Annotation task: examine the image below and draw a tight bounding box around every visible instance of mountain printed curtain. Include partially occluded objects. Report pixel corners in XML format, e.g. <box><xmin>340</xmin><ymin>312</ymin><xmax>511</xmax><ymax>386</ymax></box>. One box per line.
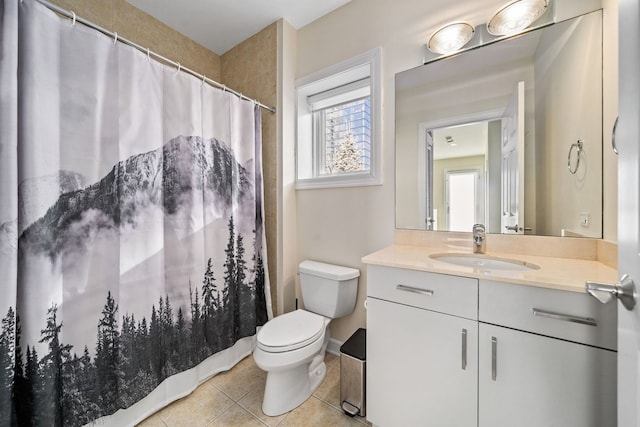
<box><xmin>0</xmin><ymin>0</ymin><xmax>272</xmax><ymax>425</ymax></box>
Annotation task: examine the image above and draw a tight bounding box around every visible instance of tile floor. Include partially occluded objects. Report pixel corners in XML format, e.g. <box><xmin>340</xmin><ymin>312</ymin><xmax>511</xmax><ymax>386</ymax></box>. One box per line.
<box><xmin>137</xmin><ymin>353</ymin><xmax>370</xmax><ymax>427</ymax></box>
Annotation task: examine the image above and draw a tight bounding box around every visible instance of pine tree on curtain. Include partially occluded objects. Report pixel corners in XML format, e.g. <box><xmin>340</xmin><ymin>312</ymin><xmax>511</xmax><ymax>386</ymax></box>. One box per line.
<box><xmin>0</xmin><ymin>0</ymin><xmax>271</xmax><ymax>425</ymax></box>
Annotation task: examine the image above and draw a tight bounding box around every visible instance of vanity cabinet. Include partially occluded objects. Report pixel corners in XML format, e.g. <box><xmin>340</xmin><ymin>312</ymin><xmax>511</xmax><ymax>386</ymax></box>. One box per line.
<box><xmin>477</xmin><ymin>280</ymin><xmax>617</xmax><ymax>427</ymax></box>
<box><xmin>478</xmin><ymin>324</ymin><xmax>616</xmax><ymax>427</ymax></box>
<box><xmin>366</xmin><ymin>265</ymin><xmax>478</xmax><ymax>427</ymax></box>
<box><xmin>366</xmin><ymin>267</ymin><xmax>617</xmax><ymax>427</ymax></box>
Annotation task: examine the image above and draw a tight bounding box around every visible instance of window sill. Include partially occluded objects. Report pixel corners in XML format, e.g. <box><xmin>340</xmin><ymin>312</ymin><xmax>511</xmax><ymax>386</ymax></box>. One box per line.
<box><xmin>295</xmin><ymin>173</ymin><xmax>382</xmax><ymax>190</ymax></box>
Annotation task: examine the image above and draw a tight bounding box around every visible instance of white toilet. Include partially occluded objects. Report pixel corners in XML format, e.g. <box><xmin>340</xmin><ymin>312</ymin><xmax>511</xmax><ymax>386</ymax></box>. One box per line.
<box><xmin>253</xmin><ymin>260</ymin><xmax>360</xmax><ymax>416</ymax></box>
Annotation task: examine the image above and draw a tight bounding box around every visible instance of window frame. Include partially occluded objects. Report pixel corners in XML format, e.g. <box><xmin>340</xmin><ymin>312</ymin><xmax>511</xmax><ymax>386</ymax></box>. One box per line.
<box><xmin>295</xmin><ymin>48</ymin><xmax>382</xmax><ymax>189</ymax></box>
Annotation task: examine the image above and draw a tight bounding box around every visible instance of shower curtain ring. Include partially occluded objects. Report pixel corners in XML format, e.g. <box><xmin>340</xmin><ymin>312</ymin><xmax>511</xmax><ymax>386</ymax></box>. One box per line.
<box><xmin>71</xmin><ymin>11</ymin><xmax>77</xmax><ymax>26</ymax></box>
<box><xmin>222</xmin><ymin>85</ymin><xmax>227</xmax><ymax>92</ymax></box>
<box><xmin>202</xmin><ymin>74</ymin><xmax>207</xmax><ymax>84</ymax></box>
<box><xmin>177</xmin><ymin>62</ymin><xmax>181</xmax><ymax>73</ymax></box>
<box><xmin>113</xmin><ymin>32</ymin><xmax>118</xmax><ymax>45</ymax></box>
<box><xmin>147</xmin><ymin>48</ymin><xmax>150</xmax><ymax>60</ymax></box>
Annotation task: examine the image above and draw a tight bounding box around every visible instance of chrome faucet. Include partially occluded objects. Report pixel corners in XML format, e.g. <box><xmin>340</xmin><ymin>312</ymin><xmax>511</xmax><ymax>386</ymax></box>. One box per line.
<box><xmin>472</xmin><ymin>224</ymin><xmax>486</xmax><ymax>254</ymax></box>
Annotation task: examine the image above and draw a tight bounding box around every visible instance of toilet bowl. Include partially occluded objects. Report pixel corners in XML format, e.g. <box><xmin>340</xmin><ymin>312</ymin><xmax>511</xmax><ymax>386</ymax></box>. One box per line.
<box><xmin>253</xmin><ymin>309</ymin><xmax>331</xmax><ymax>416</ymax></box>
<box><xmin>253</xmin><ymin>260</ymin><xmax>359</xmax><ymax>416</ymax></box>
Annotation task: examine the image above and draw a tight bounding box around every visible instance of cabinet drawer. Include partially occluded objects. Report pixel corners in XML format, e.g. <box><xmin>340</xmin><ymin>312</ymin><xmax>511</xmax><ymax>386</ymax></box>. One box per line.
<box><xmin>479</xmin><ymin>280</ymin><xmax>617</xmax><ymax>350</ymax></box>
<box><xmin>367</xmin><ymin>265</ymin><xmax>478</xmax><ymax>320</ymax></box>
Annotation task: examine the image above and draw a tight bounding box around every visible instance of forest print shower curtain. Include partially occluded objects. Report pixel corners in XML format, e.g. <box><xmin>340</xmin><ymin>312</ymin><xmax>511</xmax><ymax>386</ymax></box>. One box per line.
<box><xmin>0</xmin><ymin>0</ymin><xmax>271</xmax><ymax>425</ymax></box>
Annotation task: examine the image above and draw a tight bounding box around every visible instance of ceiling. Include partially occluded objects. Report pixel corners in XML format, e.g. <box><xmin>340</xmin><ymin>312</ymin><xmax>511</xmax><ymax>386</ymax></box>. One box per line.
<box><xmin>127</xmin><ymin>0</ymin><xmax>352</xmax><ymax>55</ymax></box>
<box><xmin>433</xmin><ymin>121</ymin><xmax>489</xmax><ymax>160</ymax></box>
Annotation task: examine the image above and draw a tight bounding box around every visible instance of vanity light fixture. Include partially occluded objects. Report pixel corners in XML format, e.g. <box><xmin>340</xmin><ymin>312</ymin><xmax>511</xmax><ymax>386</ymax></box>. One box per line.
<box><xmin>487</xmin><ymin>0</ymin><xmax>549</xmax><ymax>36</ymax></box>
<box><xmin>427</xmin><ymin>22</ymin><xmax>475</xmax><ymax>55</ymax></box>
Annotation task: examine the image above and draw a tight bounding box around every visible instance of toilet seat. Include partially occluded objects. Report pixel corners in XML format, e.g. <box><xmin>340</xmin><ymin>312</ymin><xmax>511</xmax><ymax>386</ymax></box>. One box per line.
<box><xmin>257</xmin><ymin>310</ymin><xmax>326</xmax><ymax>353</ymax></box>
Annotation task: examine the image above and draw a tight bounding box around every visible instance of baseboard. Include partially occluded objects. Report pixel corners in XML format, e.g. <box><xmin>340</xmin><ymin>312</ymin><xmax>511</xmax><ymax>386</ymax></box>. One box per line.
<box><xmin>327</xmin><ymin>337</ymin><xmax>343</xmax><ymax>356</ymax></box>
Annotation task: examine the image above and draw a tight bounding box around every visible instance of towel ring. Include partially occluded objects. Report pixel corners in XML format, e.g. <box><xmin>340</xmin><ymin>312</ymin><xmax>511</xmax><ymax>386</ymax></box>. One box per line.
<box><xmin>567</xmin><ymin>139</ymin><xmax>583</xmax><ymax>174</ymax></box>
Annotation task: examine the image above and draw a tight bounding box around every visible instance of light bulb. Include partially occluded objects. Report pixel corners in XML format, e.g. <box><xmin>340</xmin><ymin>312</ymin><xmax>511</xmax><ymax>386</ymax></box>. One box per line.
<box><xmin>487</xmin><ymin>0</ymin><xmax>549</xmax><ymax>36</ymax></box>
<box><xmin>427</xmin><ymin>22</ymin><xmax>475</xmax><ymax>55</ymax></box>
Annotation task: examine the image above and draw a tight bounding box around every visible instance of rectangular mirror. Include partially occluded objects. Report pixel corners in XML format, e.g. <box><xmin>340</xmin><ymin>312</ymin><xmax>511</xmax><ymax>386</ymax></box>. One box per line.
<box><xmin>395</xmin><ymin>10</ymin><xmax>602</xmax><ymax>237</ymax></box>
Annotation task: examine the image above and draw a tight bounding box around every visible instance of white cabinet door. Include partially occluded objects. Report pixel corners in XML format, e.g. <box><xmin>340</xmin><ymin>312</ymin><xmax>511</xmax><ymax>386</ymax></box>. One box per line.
<box><xmin>478</xmin><ymin>323</ymin><xmax>617</xmax><ymax>427</ymax></box>
<box><xmin>367</xmin><ymin>297</ymin><xmax>477</xmax><ymax>427</ymax></box>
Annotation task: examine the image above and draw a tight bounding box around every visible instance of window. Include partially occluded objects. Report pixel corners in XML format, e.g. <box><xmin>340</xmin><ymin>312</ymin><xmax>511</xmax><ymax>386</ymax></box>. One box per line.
<box><xmin>296</xmin><ymin>48</ymin><xmax>381</xmax><ymax>189</ymax></box>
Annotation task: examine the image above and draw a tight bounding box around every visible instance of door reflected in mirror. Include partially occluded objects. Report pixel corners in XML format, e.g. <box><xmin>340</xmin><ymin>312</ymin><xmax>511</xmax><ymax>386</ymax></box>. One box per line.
<box><xmin>396</xmin><ymin>11</ymin><xmax>603</xmax><ymax>238</ymax></box>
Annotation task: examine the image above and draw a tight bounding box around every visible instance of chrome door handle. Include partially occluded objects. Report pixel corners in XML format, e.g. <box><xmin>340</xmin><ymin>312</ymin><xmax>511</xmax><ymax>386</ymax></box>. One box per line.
<box><xmin>395</xmin><ymin>284</ymin><xmax>434</xmax><ymax>296</ymax></box>
<box><xmin>532</xmin><ymin>308</ymin><xmax>597</xmax><ymax>327</ymax></box>
<box><xmin>612</xmin><ymin>116</ymin><xmax>619</xmax><ymax>155</ymax></box>
<box><xmin>586</xmin><ymin>274</ymin><xmax>636</xmax><ymax>311</ymax></box>
<box><xmin>504</xmin><ymin>224</ymin><xmax>532</xmax><ymax>232</ymax></box>
<box><xmin>461</xmin><ymin>329</ymin><xmax>467</xmax><ymax>370</ymax></box>
<box><xmin>491</xmin><ymin>337</ymin><xmax>497</xmax><ymax>381</ymax></box>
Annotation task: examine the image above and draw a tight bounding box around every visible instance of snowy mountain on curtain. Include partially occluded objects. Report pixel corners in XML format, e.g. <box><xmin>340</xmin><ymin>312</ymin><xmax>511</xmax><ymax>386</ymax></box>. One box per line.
<box><xmin>0</xmin><ymin>220</ymin><xmax>17</xmax><ymax>255</ymax></box>
<box><xmin>18</xmin><ymin>135</ymin><xmax>252</xmax><ymax>259</ymax></box>
<box><xmin>18</xmin><ymin>170</ymin><xmax>87</xmax><ymax>234</ymax></box>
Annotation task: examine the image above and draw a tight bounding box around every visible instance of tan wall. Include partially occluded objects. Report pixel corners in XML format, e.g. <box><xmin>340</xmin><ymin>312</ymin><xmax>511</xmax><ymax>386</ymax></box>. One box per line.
<box><xmin>221</xmin><ymin>24</ymin><xmax>278</xmax><ymax>314</ymax></box>
<box><xmin>534</xmin><ymin>12</ymin><xmax>603</xmax><ymax>238</ymax></box>
<box><xmin>49</xmin><ymin>0</ymin><xmax>221</xmax><ymax>79</ymax></box>
<box><xmin>277</xmin><ymin>20</ymin><xmax>299</xmax><ymax>316</ymax></box>
<box><xmin>602</xmin><ymin>0</ymin><xmax>618</xmax><ymax>242</ymax></box>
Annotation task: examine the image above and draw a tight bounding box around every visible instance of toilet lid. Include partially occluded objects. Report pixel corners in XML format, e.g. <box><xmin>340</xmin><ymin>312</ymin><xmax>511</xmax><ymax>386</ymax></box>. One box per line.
<box><xmin>257</xmin><ymin>310</ymin><xmax>326</xmax><ymax>352</ymax></box>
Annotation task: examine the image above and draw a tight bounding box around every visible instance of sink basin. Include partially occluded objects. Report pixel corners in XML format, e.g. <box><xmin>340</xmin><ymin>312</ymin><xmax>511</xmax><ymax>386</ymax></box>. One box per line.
<box><xmin>430</xmin><ymin>253</ymin><xmax>540</xmax><ymax>271</ymax></box>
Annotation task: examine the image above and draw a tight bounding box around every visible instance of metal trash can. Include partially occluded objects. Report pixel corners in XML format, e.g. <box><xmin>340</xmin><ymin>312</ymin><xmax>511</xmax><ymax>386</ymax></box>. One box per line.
<box><xmin>340</xmin><ymin>328</ymin><xmax>366</xmax><ymax>417</ymax></box>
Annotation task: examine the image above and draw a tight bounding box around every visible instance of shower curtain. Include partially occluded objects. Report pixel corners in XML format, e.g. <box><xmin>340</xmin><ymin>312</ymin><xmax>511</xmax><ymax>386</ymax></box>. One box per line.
<box><xmin>0</xmin><ymin>0</ymin><xmax>272</xmax><ymax>425</ymax></box>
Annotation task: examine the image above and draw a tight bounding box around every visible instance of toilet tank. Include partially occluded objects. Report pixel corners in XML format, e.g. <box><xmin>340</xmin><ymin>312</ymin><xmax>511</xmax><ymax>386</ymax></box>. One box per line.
<box><xmin>299</xmin><ymin>260</ymin><xmax>360</xmax><ymax>318</ymax></box>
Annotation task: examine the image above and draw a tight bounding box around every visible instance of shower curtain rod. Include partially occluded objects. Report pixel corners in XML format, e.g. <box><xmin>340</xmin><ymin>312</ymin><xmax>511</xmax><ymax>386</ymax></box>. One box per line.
<box><xmin>30</xmin><ymin>0</ymin><xmax>277</xmax><ymax>113</ymax></box>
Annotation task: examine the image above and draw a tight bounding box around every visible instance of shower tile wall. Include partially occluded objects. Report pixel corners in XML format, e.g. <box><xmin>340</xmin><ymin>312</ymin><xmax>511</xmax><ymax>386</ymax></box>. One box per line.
<box><xmin>48</xmin><ymin>0</ymin><xmax>221</xmax><ymax>83</ymax></box>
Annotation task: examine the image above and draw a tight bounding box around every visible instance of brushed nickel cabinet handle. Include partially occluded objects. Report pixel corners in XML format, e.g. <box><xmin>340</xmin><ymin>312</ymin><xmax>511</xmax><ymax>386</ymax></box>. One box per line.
<box><xmin>461</xmin><ymin>329</ymin><xmax>467</xmax><ymax>370</ymax></box>
<box><xmin>491</xmin><ymin>337</ymin><xmax>497</xmax><ymax>381</ymax></box>
<box><xmin>395</xmin><ymin>284</ymin><xmax>434</xmax><ymax>296</ymax></box>
<box><xmin>532</xmin><ymin>308</ymin><xmax>597</xmax><ymax>327</ymax></box>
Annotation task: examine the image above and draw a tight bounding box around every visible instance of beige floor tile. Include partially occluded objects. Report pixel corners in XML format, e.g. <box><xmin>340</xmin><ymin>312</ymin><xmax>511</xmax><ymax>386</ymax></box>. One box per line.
<box><xmin>208</xmin><ymin>404</ymin><xmax>264</xmax><ymax>427</ymax></box>
<box><xmin>158</xmin><ymin>382</ymin><xmax>235</xmax><ymax>427</ymax></box>
<box><xmin>207</xmin><ymin>355</ymin><xmax>267</xmax><ymax>401</ymax></box>
<box><xmin>278</xmin><ymin>397</ymin><xmax>362</xmax><ymax>427</ymax></box>
<box><xmin>136</xmin><ymin>412</ymin><xmax>167</xmax><ymax>427</ymax></box>
<box><xmin>324</xmin><ymin>352</ymin><xmax>339</xmax><ymax>368</ymax></box>
<box><xmin>313</xmin><ymin>357</ymin><xmax>341</xmax><ymax>410</ymax></box>
<box><xmin>237</xmin><ymin>386</ymin><xmax>288</xmax><ymax>427</ymax></box>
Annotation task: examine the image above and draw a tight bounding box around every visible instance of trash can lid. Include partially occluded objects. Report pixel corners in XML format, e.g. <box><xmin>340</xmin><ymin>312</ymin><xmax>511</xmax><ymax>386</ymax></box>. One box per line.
<box><xmin>340</xmin><ymin>328</ymin><xmax>366</xmax><ymax>361</ymax></box>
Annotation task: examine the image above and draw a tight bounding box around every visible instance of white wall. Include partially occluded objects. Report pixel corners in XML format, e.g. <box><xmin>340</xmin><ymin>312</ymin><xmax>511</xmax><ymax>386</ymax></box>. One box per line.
<box><xmin>288</xmin><ymin>0</ymin><xmax>617</xmax><ymax>342</ymax></box>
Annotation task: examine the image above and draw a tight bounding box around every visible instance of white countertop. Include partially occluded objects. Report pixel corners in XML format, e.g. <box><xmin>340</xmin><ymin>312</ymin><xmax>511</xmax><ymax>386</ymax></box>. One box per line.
<box><xmin>362</xmin><ymin>244</ymin><xmax>618</xmax><ymax>293</ymax></box>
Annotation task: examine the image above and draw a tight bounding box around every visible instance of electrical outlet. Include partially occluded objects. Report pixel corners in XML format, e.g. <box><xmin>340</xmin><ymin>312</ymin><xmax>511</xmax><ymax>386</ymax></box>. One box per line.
<box><xmin>580</xmin><ymin>212</ymin><xmax>590</xmax><ymax>227</ymax></box>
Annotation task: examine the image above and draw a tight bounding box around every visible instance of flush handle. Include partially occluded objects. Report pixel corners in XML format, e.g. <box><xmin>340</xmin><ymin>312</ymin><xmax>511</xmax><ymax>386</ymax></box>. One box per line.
<box><xmin>586</xmin><ymin>274</ymin><xmax>636</xmax><ymax>311</ymax></box>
